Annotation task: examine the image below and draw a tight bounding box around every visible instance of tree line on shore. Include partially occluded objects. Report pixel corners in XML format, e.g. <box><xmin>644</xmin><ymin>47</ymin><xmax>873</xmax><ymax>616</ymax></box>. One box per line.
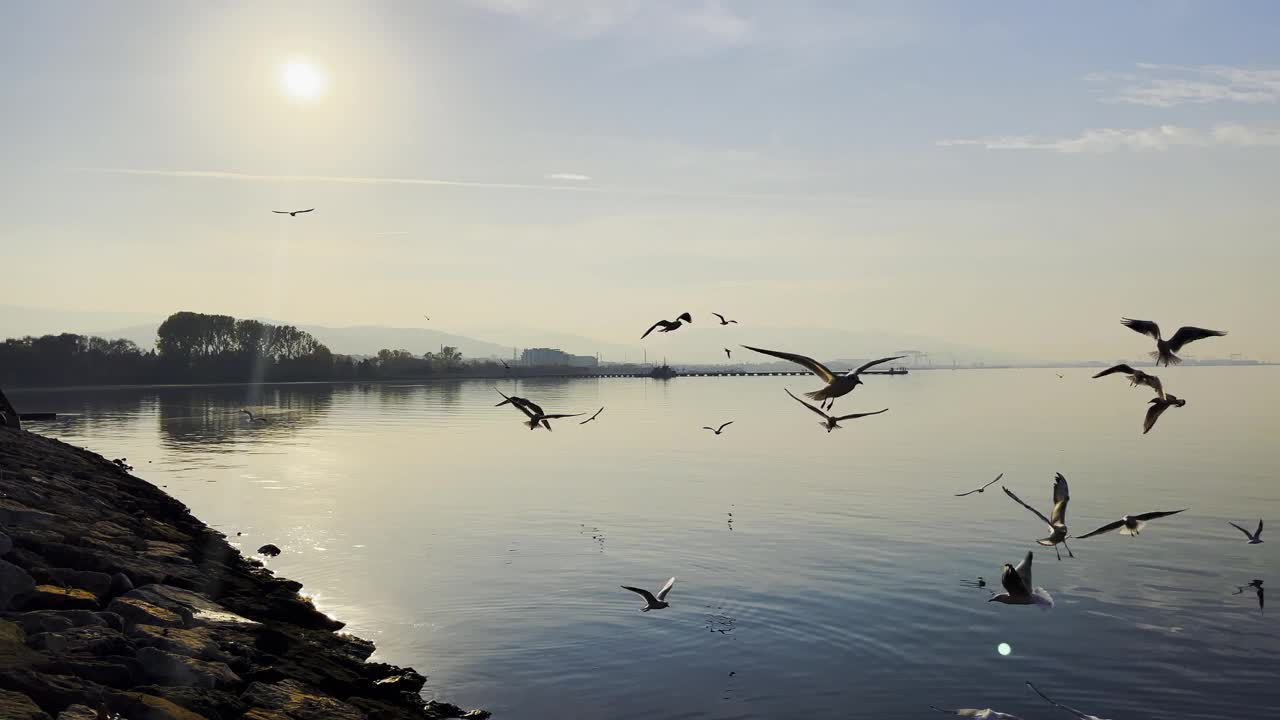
<box><xmin>0</xmin><ymin>311</ymin><xmax>511</xmax><ymax>387</ymax></box>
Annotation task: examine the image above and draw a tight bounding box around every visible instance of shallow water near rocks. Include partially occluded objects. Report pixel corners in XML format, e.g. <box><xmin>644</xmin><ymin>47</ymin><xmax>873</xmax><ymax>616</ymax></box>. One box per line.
<box><xmin>13</xmin><ymin>367</ymin><xmax>1280</xmax><ymax>719</ymax></box>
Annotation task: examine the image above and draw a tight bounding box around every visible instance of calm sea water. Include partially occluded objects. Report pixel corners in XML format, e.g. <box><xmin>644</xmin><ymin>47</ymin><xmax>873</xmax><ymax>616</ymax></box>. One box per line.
<box><xmin>11</xmin><ymin>368</ymin><xmax>1280</xmax><ymax>719</ymax></box>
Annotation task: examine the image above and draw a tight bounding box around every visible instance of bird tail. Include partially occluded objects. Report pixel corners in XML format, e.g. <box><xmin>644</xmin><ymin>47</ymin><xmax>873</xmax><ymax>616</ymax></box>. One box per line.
<box><xmin>1152</xmin><ymin>350</ymin><xmax>1180</xmax><ymax>366</ymax></box>
<box><xmin>1035</xmin><ymin>537</ymin><xmax>1056</xmax><ymax>547</ymax></box>
<box><xmin>804</xmin><ymin>388</ymin><xmax>832</xmax><ymax>402</ymax></box>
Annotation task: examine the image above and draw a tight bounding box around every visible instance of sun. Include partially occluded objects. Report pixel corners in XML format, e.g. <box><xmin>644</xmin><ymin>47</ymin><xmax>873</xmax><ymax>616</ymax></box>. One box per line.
<box><xmin>280</xmin><ymin>59</ymin><xmax>327</xmax><ymax>101</ymax></box>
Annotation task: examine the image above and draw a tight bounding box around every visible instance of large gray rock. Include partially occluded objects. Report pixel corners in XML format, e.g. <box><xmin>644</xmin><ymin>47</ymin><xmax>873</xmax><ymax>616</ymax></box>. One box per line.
<box><xmin>239</xmin><ymin>679</ymin><xmax>364</xmax><ymax>720</ymax></box>
<box><xmin>0</xmin><ymin>689</ymin><xmax>50</xmax><ymax>720</ymax></box>
<box><xmin>0</xmin><ymin>560</ymin><xmax>35</xmax><ymax>611</ymax></box>
<box><xmin>26</xmin><ymin>624</ymin><xmax>130</xmax><ymax>656</ymax></box>
<box><xmin>106</xmin><ymin>597</ymin><xmax>184</xmax><ymax>629</ymax></box>
<box><xmin>46</xmin><ymin>569</ymin><xmax>113</xmax><ymax>600</ymax></box>
<box><xmin>135</xmin><ymin>646</ymin><xmax>241</xmax><ymax>689</ymax></box>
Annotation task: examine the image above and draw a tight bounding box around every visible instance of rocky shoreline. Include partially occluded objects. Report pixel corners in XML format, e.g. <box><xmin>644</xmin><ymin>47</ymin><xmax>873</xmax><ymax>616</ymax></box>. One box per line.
<box><xmin>0</xmin><ymin>424</ymin><xmax>489</xmax><ymax>720</ymax></box>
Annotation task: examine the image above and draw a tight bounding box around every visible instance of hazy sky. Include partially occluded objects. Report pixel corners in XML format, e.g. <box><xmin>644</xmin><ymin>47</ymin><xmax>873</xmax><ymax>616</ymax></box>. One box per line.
<box><xmin>3</xmin><ymin>1</ymin><xmax>1279</xmax><ymax>362</ymax></box>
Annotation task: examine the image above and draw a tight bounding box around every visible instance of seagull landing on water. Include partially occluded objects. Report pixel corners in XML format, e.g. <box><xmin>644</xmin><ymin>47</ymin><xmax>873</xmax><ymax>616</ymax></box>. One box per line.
<box><xmin>1026</xmin><ymin>682</ymin><xmax>1111</xmax><ymax>720</ymax></box>
<box><xmin>621</xmin><ymin>577</ymin><xmax>675</xmax><ymax>611</ymax></box>
<box><xmin>272</xmin><ymin>208</ymin><xmax>314</xmax><ymax>217</ymax></box>
<box><xmin>1076</xmin><ymin>508</ymin><xmax>1188</xmax><ymax>539</ymax></box>
<box><xmin>1143</xmin><ymin>394</ymin><xmax>1187</xmax><ymax>434</ymax></box>
<box><xmin>1092</xmin><ymin>363</ymin><xmax>1164</xmax><ymax>397</ymax></box>
<box><xmin>783</xmin><ymin>388</ymin><xmax>887</xmax><ymax>433</ymax></box>
<box><xmin>929</xmin><ymin>706</ymin><xmax>1024</xmax><ymax>719</ymax></box>
<box><xmin>1120</xmin><ymin>318</ymin><xmax>1227</xmax><ymax>367</ymax></box>
<box><xmin>955</xmin><ymin>473</ymin><xmax>1003</xmax><ymax>497</ymax></box>
<box><xmin>641</xmin><ymin>312</ymin><xmax>693</xmax><ymax>339</ymax></box>
<box><xmin>712</xmin><ymin>313</ymin><xmax>738</xmax><ymax>325</ymax></box>
<box><xmin>703</xmin><ymin>421</ymin><xmax>734</xmax><ymax>435</ymax></box>
<box><xmin>742</xmin><ymin>345</ymin><xmax>903</xmax><ymax>411</ymax></box>
<box><xmin>580</xmin><ymin>407</ymin><xmax>604</xmax><ymax>425</ymax></box>
<box><xmin>1003</xmin><ymin>474</ymin><xmax>1074</xmax><ymax>560</ymax></box>
<box><xmin>988</xmin><ymin>551</ymin><xmax>1054</xmax><ymax>609</ymax></box>
<box><xmin>1229</xmin><ymin>519</ymin><xmax>1264</xmax><ymax>544</ymax></box>
<box><xmin>240</xmin><ymin>410</ymin><xmax>268</xmax><ymax>424</ymax></box>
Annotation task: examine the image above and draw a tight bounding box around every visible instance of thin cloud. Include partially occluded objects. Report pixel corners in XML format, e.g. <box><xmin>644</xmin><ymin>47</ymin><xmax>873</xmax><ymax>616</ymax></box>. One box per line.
<box><xmin>544</xmin><ymin>173</ymin><xmax>592</xmax><ymax>181</ymax></box>
<box><xmin>937</xmin><ymin>124</ymin><xmax>1280</xmax><ymax>154</ymax></box>
<box><xmin>1089</xmin><ymin>64</ymin><xmax>1280</xmax><ymax>107</ymax></box>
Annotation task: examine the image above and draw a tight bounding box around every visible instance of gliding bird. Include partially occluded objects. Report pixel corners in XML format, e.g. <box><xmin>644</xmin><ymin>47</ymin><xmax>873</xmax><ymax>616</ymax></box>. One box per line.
<box><xmin>620</xmin><ymin>577</ymin><xmax>676</xmax><ymax>611</ymax></box>
<box><xmin>742</xmin><ymin>345</ymin><xmax>903</xmax><ymax>410</ymax></box>
<box><xmin>580</xmin><ymin>407</ymin><xmax>604</xmax><ymax>425</ymax></box>
<box><xmin>1233</xmin><ymin>579</ymin><xmax>1264</xmax><ymax>613</ymax></box>
<box><xmin>712</xmin><ymin>313</ymin><xmax>738</xmax><ymax>325</ymax></box>
<box><xmin>641</xmin><ymin>312</ymin><xmax>693</xmax><ymax>339</ymax></box>
<box><xmin>1002</xmin><ymin>474</ymin><xmax>1073</xmax><ymax>560</ymax></box>
<box><xmin>1092</xmin><ymin>364</ymin><xmax>1164</xmax><ymax>397</ymax></box>
<box><xmin>783</xmin><ymin>388</ymin><xmax>887</xmax><ymax>433</ymax></box>
<box><xmin>1143</xmin><ymin>394</ymin><xmax>1186</xmax><ymax>434</ymax></box>
<box><xmin>955</xmin><ymin>473</ymin><xmax>1003</xmax><ymax>497</ymax></box>
<box><xmin>1076</xmin><ymin>508</ymin><xmax>1188</xmax><ymax>539</ymax></box>
<box><xmin>703</xmin><ymin>421</ymin><xmax>734</xmax><ymax>435</ymax></box>
<box><xmin>1120</xmin><ymin>318</ymin><xmax>1226</xmax><ymax>366</ymax></box>
<box><xmin>1229</xmin><ymin>518</ymin><xmax>1264</xmax><ymax>544</ymax></box>
<box><xmin>272</xmin><ymin>208</ymin><xmax>314</xmax><ymax>217</ymax></box>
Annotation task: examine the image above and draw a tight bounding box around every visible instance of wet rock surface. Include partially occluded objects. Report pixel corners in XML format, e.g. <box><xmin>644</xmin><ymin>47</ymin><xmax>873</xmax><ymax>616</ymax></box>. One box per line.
<box><xmin>0</xmin><ymin>426</ymin><xmax>489</xmax><ymax>719</ymax></box>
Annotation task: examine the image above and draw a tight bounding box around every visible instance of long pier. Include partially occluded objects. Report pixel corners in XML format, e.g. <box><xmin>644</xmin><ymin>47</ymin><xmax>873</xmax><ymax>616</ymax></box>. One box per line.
<box><xmin>497</xmin><ymin>369</ymin><xmax>909</xmax><ymax>380</ymax></box>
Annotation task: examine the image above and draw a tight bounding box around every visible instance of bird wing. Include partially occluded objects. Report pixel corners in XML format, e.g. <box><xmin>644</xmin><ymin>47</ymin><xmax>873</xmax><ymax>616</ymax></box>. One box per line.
<box><xmin>1076</xmin><ymin>519</ymin><xmax>1126</xmax><ymax>539</ymax></box>
<box><xmin>930</xmin><ymin>708</ymin><xmax>984</xmax><ymax>717</ymax></box>
<box><xmin>717</xmin><ymin>421</ymin><xmax>734</xmax><ymax>432</ymax></box>
<box><xmin>1229</xmin><ymin>521</ymin><xmax>1255</xmax><ymax>539</ymax></box>
<box><xmin>271</xmin><ymin>210</ymin><xmax>289</xmax><ymax>214</ymax></box>
<box><xmin>640</xmin><ymin>321</ymin><xmax>666</xmax><ymax>339</ymax></box>
<box><xmin>1002</xmin><ymin>486</ymin><xmax>1053</xmax><ymax>528</ymax></box>
<box><xmin>295</xmin><ymin>208</ymin><xmax>314</xmax><ymax>213</ymax></box>
<box><xmin>954</xmin><ymin>488</ymin><xmax>980</xmax><ymax>497</ymax></box>
<box><xmin>1121</xmin><ymin>317</ymin><xmax>1162</xmax><ymax>340</ymax></box>
<box><xmin>1143</xmin><ymin>402</ymin><xmax>1169</xmax><ymax>434</ymax></box>
<box><xmin>583</xmin><ymin>407</ymin><xmax>603</xmax><ymax>423</ymax></box>
<box><xmin>1167</xmin><ymin>326</ymin><xmax>1227</xmax><ymax>352</ymax></box>
<box><xmin>1050</xmin><ymin>473</ymin><xmax>1070</xmax><ymax>526</ymax></box>
<box><xmin>1133</xmin><ymin>509</ymin><xmax>1187</xmax><ymax>522</ymax></box>
<box><xmin>713</xmin><ymin>312</ymin><xmax>726</xmax><ymax>323</ymax></box>
<box><xmin>1092</xmin><ymin>363</ymin><xmax>1136</xmax><ymax>379</ymax></box>
<box><xmin>1144</xmin><ymin>374</ymin><xmax>1165</xmax><ymax>399</ymax></box>
<box><xmin>1001</xmin><ymin>561</ymin><xmax>1030</xmax><ymax>597</ymax></box>
<box><xmin>1014</xmin><ymin>550</ymin><xmax>1033</xmax><ymax>588</ymax></box>
<box><xmin>853</xmin><ymin>355</ymin><xmax>906</xmax><ymax>375</ymax></box>
<box><xmin>521</xmin><ymin>398</ymin><xmax>546</xmax><ymax>416</ymax></box>
<box><xmin>702</xmin><ymin>427</ymin><xmax>717</xmax><ymax>431</ymax></box>
<box><xmin>785</xmin><ymin>388</ymin><xmax>830</xmax><ymax>419</ymax></box>
<box><xmin>833</xmin><ymin>408</ymin><xmax>889</xmax><ymax>421</ymax></box>
<box><xmin>742</xmin><ymin>345</ymin><xmax>835</xmax><ymax>383</ymax></box>
<box><xmin>656</xmin><ymin>576</ymin><xmax>675</xmax><ymax>601</ymax></box>
<box><xmin>1258</xmin><ymin>518</ymin><xmax>1264</xmax><ymax>537</ymax></box>
<box><xmin>540</xmin><ymin>413</ymin><xmax>585</xmax><ymax>420</ymax></box>
<box><xmin>1025</xmin><ymin>682</ymin><xmax>1092</xmax><ymax>720</ymax></box>
<box><xmin>982</xmin><ymin>473</ymin><xmax>1004</xmax><ymax>491</ymax></box>
<box><xmin>620</xmin><ymin>586</ymin><xmax>659</xmax><ymax>605</ymax></box>
<box><xmin>493</xmin><ymin>388</ymin><xmax>514</xmax><ymax>405</ymax></box>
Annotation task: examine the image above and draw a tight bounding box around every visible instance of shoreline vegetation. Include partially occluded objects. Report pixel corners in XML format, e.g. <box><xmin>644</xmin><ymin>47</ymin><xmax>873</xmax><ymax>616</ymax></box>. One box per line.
<box><xmin>0</xmin><ymin>409</ymin><xmax>489</xmax><ymax>719</ymax></box>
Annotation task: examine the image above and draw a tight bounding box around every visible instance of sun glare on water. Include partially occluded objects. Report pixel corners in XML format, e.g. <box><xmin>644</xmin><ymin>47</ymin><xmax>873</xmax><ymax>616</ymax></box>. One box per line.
<box><xmin>280</xmin><ymin>59</ymin><xmax>327</xmax><ymax>101</ymax></box>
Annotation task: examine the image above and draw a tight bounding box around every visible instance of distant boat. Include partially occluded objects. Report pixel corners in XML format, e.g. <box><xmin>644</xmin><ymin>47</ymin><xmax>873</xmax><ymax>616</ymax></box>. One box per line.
<box><xmin>649</xmin><ymin>364</ymin><xmax>678</xmax><ymax>379</ymax></box>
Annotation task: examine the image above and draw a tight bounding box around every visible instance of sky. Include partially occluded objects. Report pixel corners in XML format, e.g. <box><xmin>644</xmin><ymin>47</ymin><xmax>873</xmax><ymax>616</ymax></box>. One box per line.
<box><xmin>3</xmin><ymin>1</ymin><xmax>1279</xmax><ymax>363</ymax></box>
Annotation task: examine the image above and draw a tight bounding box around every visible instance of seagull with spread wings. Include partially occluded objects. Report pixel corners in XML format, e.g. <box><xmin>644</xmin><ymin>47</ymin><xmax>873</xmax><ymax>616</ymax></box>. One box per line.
<box><xmin>493</xmin><ymin>389</ymin><xmax>581</xmax><ymax>430</ymax></box>
<box><xmin>742</xmin><ymin>345</ymin><xmax>903</xmax><ymax>410</ymax></box>
<box><xmin>955</xmin><ymin>473</ymin><xmax>1003</xmax><ymax>497</ymax></box>
<box><xmin>579</xmin><ymin>407</ymin><xmax>604</xmax><ymax>425</ymax></box>
<box><xmin>1229</xmin><ymin>518</ymin><xmax>1264</xmax><ymax>544</ymax></box>
<box><xmin>1143</xmin><ymin>394</ymin><xmax>1187</xmax><ymax>434</ymax></box>
<box><xmin>1026</xmin><ymin>682</ymin><xmax>1111</xmax><ymax>720</ymax></box>
<box><xmin>272</xmin><ymin>208</ymin><xmax>314</xmax><ymax>217</ymax></box>
<box><xmin>641</xmin><ymin>312</ymin><xmax>693</xmax><ymax>339</ymax></box>
<box><xmin>1076</xmin><ymin>508</ymin><xmax>1188</xmax><ymax>539</ymax></box>
<box><xmin>783</xmin><ymin>388</ymin><xmax>887</xmax><ymax>433</ymax></box>
<box><xmin>620</xmin><ymin>577</ymin><xmax>676</xmax><ymax>611</ymax></box>
<box><xmin>929</xmin><ymin>708</ymin><xmax>1023</xmax><ymax>719</ymax></box>
<box><xmin>1120</xmin><ymin>318</ymin><xmax>1227</xmax><ymax>366</ymax></box>
<box><xmin>1092</xmin><ymin>363</ymin><xmax>1164</xmax><ymax>397</ymax></box>
<box><xmin>1233</xmin><ymin>579</ymin><xmax>1264</xmax><ymax>613</ymax></box>
<box><xmin>712</xmin><ymin>312</ymin><xmax>738</xmax><ymax>325</ymax></box>
<box><xmin>988</xmin><ymin>551</ymin><xmax>1054</xmax><ymax>608</ymax></box>
<box><xmin>703</xmin><ymin>421</ymin><xmax>734</xmax><ymax>435</ymax></box>
<box><xmin>1002</xmin><ymin>474</ymin><xmax>1073</xmax><ymax>560</ymax></box>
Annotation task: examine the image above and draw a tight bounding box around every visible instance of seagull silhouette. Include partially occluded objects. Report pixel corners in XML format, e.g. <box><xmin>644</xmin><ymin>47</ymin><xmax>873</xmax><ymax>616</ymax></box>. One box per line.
<box><xmin>272</xmin><ymin>208</ymin><xmax>314</xmax><ymax>217</ymax></box>
<box><xmin>742</xmin><ymin>345</ymin><xmax>903</xmax><ymax>410</ymax></box>
<box><xmin>580</xmin><ymin>407</ymin><xmax>604</xmax><ymax>425</ymax></box>
<box><xmin>501</xmin><ymin>360</ymin><xmax>510</xmax><ymax>371</ymax></box>
<box><xmin>724</xmin><ymin>348</ymin><xmax>732</xmax><ymax>359</ymax></box>
<box><xmin>1003</xmin><ymin>474</ymin><xmax>1073</xmax><ymax>560</ymax></box>
<box><xmin>641</xmin><ymin>312</ymin><xmax>693</xmax><ymax>339</ymax></box>
<box><xmin>1229</xmin><ymin>519</ymin><xmax>1264</xmax><ymax>544</ymax></box>
<box><xmin>1120</xmin><ymin>318</ymin><xmax>1226</xmax><ymax>366</ymax></box>
<box><xmin>1026</xmin><ymin>682</ymin><xmax>1111</xmax><ymax>720</ymax></box>
<box><xmin>929</xmin><ymin>706</ymin><xmax>1024</xmax><ymax>719</ymax></box>
<box><xmin>988</xmin><ymin>551</ymin><xmax>1053</xmax><ymax>608</ymax></box>
<box><xmin>1076</xmin><ymin>509</ymin><xmax>1188</xmax><ymax>539</ymax></box>
<box><xmin>493</xmin><ymin>389</ymin><xmax>581</xmax><ymax>430</ymax></box>
<box><xmin>955</xmin><ymin>473</ymin><xmax>1003</xmax><ymax>497</ymax></box>
<box><xmin>1233</xmin><ymin>579</ymin><xmax>1264</xmax><ymax>613</ymax></box>
<box><xmin>621</xmin><ymin>577</ymin><xmax>676</xmax><ymax>611</ymax></box>
<box><xmin>783</xmin><ymin>388</ymin><xmax>887</xmax><ymax>433</ymax></box>
<box><xmin>1143</xmin><ymin>394</ymin><xmax>1187</xmax><ymax>434</ymax></box>
<box><xmin>1092</xmin><ymin>363</ymin><xmax>1164</xmax><ymax>397</ymax></box>
<box><xmin>703</xmin><ymin>421</ymin><xmax>734</xmax><ymax>435</ymax></box>
<box><xmin>712</xmin><ymin>312</ymin><xmax>738</xmax><ymax>325</ymax></box>
<box><xmin>240</xmin><ymin>409</ymin><xmax>269</xmax><ymax>424</ymax></box>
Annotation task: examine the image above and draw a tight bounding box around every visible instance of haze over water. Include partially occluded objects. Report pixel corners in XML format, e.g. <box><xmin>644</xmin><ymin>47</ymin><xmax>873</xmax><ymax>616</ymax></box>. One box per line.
<box><xmin>12</xmin><ymin>369</ymin><xmax>1280</xmax><ymax>719</ymax></box>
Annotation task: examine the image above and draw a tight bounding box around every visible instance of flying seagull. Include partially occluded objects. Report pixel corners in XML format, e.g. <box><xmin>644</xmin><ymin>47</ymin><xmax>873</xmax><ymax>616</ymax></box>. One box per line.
<box><xmin>493</xmin><ymin>389</ymin><xmax>581</xmax><ymax>430</ymax></box>
<box><xmin>712</xmin><ymin>313</ymin><xmax>738</xmax><ymax>325</ymax></box>
<box><xmin>988</xmin><ymin>551</ymin><xmax>1054</xmax><ymax>608</ymax></box>
<box><xmin>1229</xmin><ymin>519</ymin><xmax>1264</xmax><ymax>544</ymax></box>
<box><xmin>641</xmin><ymin>312</ymin><xmax>693</xmax><ymax>339</ymax></box>
<box><xmin>580</xmin><ymin>407</ymin><xmax>604</xmax><ymax>425</ymax></box>
<box><xmin>621</xmin><ymin>577</ymin><xmax>676</xmax><ymax>611</ymax></box>
<box><xmin>1002</xmin><ymin>474</ymin><xmax>1073</xmax><ymax>560</ymax></box>
<box><xmin>724</xmin><ymin>348</ymin><xmax>732</xmax><ymax>359</ymax></box>
<box><xmin>1120</xmin><ymin>318</ymin><xmax>1227</xmax><ymax>366</ymax></box>
<box><xmin>423</xmin><ymin>314</ymin><xmax>430</xmax><ymax>321</ymax></box>
<box><xmin>742</xmin><ymin>345</ymin><xmax>904</xmax><ymax>410</ymax></box>
<box><xmin>272</xmin><ymin>208</ymin><xmax>314</xmax><ymax>217</ymax></box>
<box><xmin>955</xmin><ymin>473</ymin><xmax>1004</xmax><ymax>497</ymax></box>
<box><xmin>1076</xmin><ymin>508</ymin><xmax>1188</xmax><ymax>539</ymax></box>
<box><xmin>703</xmin><ymin>421</ymin><xmax>734</xmax><ymax>435</ymax></box>
<box><xmin>784</xmin><ymin>388</ymin><xmax>887</xmax><ymax>433</ymax></box>
<box><xmin>1233</xmin><ymin>579</ymin><xmax>1264</xmax><ymax>613</ymax></box>
<box><xmin>1026</xmin><ymin>682</ymin><xmax>1111</xmax><ymax>720</ymax></box>
<box><xmin>929</xmin><ymin>706</ymin><xmax>1024</xmax><ymax>719</ymax></box>
<box><xmin>240</xmin><ymin>409</ymin><xmax>268</xmax><ymax>424</ymax></box>
<box><xmin>501</xmin><ymin>360</ymin><xmax>510</xmax><ymax>371</ymax></box>
<box><xmin>1092</xmin><ymin>363</ymin><xmax>1164</xmax><ymax>397</ymax></box>
<box><xmin>1143</xmin><ymin>394</ymin><xmax>1186</xmax><ymax>434</ymax></box>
